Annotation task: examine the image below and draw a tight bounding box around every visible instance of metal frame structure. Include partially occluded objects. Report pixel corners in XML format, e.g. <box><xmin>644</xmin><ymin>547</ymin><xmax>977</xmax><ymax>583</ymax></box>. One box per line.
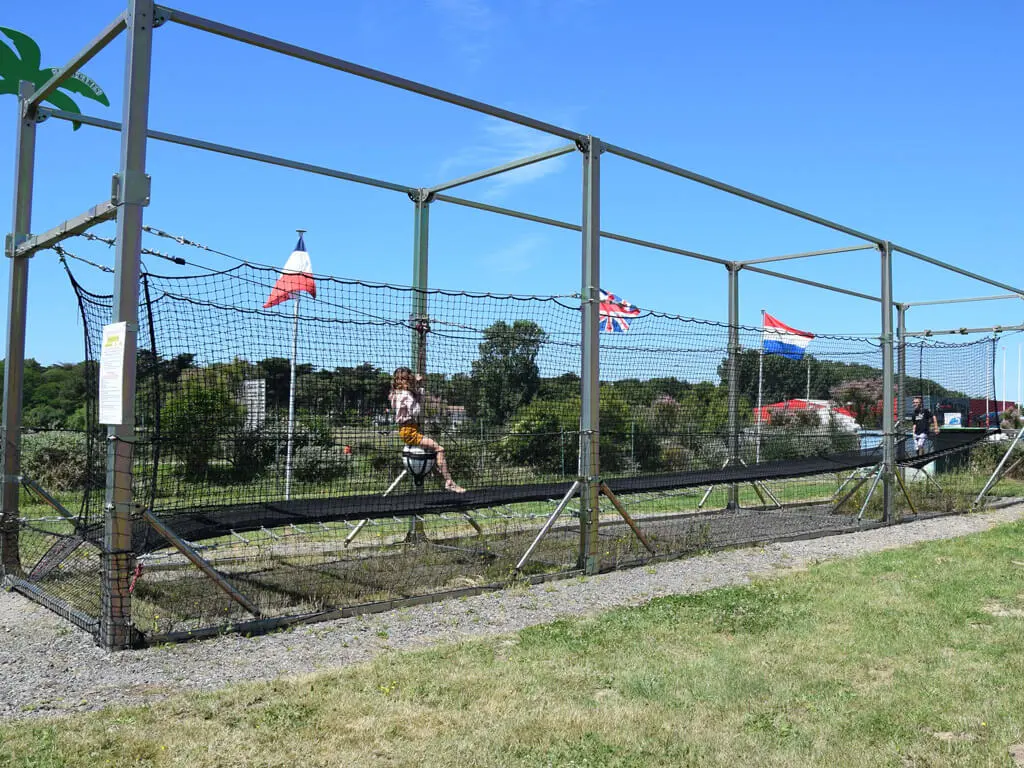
<box><xmin>5</xmin><ymin>0</ymin><xmax>1024</xmax><ymax>648</ymax></box>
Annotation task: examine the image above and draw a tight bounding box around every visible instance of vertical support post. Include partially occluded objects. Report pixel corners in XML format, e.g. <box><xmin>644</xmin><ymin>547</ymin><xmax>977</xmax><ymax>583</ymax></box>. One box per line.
<box><xmin>578</xmin><ymin>136</ymin><xmax>602</xmax><ymax>574</ymax></box>
<box><xmin>1</xmin><ymin>82</ymin><xmax>38</xmax><ymax>575</ymax></box>
<box><xmin>879</xmin><ymin>242</ymin><xmax>896</xmax><ymax>523</ymax></box>
<box><xmin>990</xmin><ymin>337</ymin><xmax>997</xmax><ymax>423</ymax></box>
<box><xmin>896</xmin><ymin>302</ymin><xmax>907</xmax><ymax>478</ymax></box>
<box><xmin>411</xmin><ymin>190</ymin><xmax>430</xmax><ymax>377</ymax></box>
<box><xmin>755</xmin><ymin>310</ymin><xmax>765</xmax><ymax>463</ymax></box>
<box><xmin>896</xmin><ymin>303</ymin><xmax>907</xmax><ymax>460</ymax></box>
<box><xmin>101</xmin><ymin>0</ymin><xmax>155</xmax><ymax>650</ymax></box>
<box><xmin>726</xmin><ymin>264</ymin><xmax>741</xmax><ymax>510</ymax></box>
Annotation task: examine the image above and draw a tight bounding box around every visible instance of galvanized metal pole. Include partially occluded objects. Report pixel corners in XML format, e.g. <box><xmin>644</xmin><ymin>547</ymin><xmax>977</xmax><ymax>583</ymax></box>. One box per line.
<box><xmin>897</xmin><ymin>303</ymin><xmax>907</xmax><ymax>432</ymax></box>
<box><xmin>101</xmin><ymin>0</ymin><xmax>155</xmax><ymax>650</ymax></box>
<box><xmin>411</xmin><ymin>191</ymin><xmax>430</xmax><ymax>377</ymax></box>
<box><xmin>897</xmin><ymin>303</ymin><xmax>907</xmax><ymax>481</ymax></box>
<box><xmin>579</xmin><ymin>136</ymin><xmax>602</xmax><ymax>574</ymax></box>
<box><xmin>879</xmin><ymin>242</ymin><xmax>896</xmax><ymax>523</ymax></box>
<box><xmin>1</xmin><ymin>82</ymin><xmax>38</xmax><ymax>576</ymax></box>
<box><xmin>726</xmin><ymin>264</ymin><xmax>741</xmax><ymax>510</ymax></box>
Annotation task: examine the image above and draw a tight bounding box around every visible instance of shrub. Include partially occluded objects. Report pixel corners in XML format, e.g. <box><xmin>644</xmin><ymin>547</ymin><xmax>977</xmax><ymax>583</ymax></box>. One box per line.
<box><xmin>969</xmin><ymin>439</ymin><xmax>1024</xmax><ymax>480</ymax></box>
<box><xmin>291</xmin><ymin>445</ymin><xmax>351</xmax><ymax>483</ymax></box>
<box><xmin>229</xmin><ymin>428</ymin><xmax>276</xmax><ymax>482</ymax></box>
<box><xmin>753</xmin><ymin>412</ymin><xmax>858</xmax><ymax>463</ymax></box>
<box><xmin>498</xmin><ymin>398</ymin><xmax>575</xmax><ymax>475</ymax></box>
<box><xmin>161</xmin><ymin>381</ymin><xmax>242</xmax><ymax>479</ymax></box>
<box><xmin>497</xmin><ymin>392</ymin><xmax>660</xmax><ymax>475</ymax></box>
<box><xmin>20</xmin><ymin>431</ymin><xmax>102</xmax><ymax>491</ymax></box>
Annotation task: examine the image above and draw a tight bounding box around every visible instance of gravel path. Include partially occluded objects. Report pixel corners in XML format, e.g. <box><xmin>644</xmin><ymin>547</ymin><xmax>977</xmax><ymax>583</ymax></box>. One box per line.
<box><xmin>2</xmin><ymin>505</ymin><xmax>1022</xmax><ymax>722</ymax></box>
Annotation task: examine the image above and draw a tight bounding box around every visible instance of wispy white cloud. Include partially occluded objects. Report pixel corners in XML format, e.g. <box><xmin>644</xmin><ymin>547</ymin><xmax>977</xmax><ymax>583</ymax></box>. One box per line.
<box><xmin>428</xmin><ymin>0</ymin><xmax>498</xmax><ymax>72</ymax></box>
<box><xmin>437</xmin><ymin>118</ymin><xmax>571</xmax><ymax>198</ymax></box>
<box><xmin>481</xmin><ymin>233</ymin><xmax>548</xmax><ymax>273</ymax></box>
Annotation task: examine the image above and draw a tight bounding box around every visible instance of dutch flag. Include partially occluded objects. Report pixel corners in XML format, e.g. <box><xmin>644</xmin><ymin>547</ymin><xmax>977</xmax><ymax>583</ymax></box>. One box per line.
<box><xmin>263</xmin><ymin>234</ymin><xmax>317</xmax><ymax>309</ymax></box>
<box><xmin>762</xmin><ymin>312</ymin><xmax>814</xmax><ymax>360</ymax></box>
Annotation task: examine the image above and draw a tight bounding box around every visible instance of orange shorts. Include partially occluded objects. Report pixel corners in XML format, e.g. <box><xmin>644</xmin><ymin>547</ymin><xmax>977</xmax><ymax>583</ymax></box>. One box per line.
<box><xmin>398</xmin><ymin>424</ymin><xmax>423</xmax><ymax>446</ymax></box>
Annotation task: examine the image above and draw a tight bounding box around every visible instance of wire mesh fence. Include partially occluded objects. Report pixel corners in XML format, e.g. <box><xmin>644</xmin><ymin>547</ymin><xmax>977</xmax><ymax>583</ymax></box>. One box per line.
<box><xmin>5</xmin><ymin>230</ymin><xmax>1018</xmax><ymax>642</ymax></box>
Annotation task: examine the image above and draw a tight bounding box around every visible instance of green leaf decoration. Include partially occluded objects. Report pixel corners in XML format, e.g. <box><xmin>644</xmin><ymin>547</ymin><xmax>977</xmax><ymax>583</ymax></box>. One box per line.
<box><xmin>0</xmin><ymin>27</ymin><xmax>109</xmax><ymax>130</ymax></box>
<box><xmin>55</xmin><ymin>69</ymin><xmax>110</xmax><ymax>107</ymax></box>
<box><xmin>0</xmin><ymin>27</ymin><xmax>41</xmax><ymax>74</ymax></box>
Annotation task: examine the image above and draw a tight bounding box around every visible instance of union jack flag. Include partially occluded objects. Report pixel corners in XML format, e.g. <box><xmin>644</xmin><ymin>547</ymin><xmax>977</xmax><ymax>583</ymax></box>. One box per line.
<box><xmin>599</xmin><ymin>289</ymin><xmax>641</xmax><ymax>333</ymax></box>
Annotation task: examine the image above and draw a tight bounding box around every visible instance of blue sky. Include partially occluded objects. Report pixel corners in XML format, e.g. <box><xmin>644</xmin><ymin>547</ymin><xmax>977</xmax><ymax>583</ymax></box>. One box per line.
<box><xmin>2</xmin><ymin>0</ymin><xmax>1023</xmax><ymax>400</ymax></box>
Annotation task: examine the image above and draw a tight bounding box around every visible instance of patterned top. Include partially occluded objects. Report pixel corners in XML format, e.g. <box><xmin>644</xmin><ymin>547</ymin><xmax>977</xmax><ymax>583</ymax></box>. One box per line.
<box><xmin>389</xmin><ymin>390</ymin><xmax>421</xmax><ymax>425</ymax></box>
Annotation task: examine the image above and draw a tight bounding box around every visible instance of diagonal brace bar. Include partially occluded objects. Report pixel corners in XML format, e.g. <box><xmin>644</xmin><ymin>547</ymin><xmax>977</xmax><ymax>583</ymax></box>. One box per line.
<box><xmin>24</xmin><ymin>13</ymin><xmax>128</xmax><ymax>115</ymax></box>
<box><xmin>143</xmin><ymin>509</ymin><xmax>262</xmax><ymax>617</ymax></box>
<box><xmin>515</xmin><ymin>481</ymin><xmax>580</xmax><ymax>572</ymax></box>
<box><xmin>599</xmin><ymin>482</ymin><xmax>655</xmax><ymax>554</ymax></box>
<box><xmin>738</xmin><ymin>243</ymin><xmax>876</xmax><ymax>266</ymax></box>
<box><xmin>427</xmin><ymin>143</ymin><xmax>576</xmax><ymax>195</ymax></box>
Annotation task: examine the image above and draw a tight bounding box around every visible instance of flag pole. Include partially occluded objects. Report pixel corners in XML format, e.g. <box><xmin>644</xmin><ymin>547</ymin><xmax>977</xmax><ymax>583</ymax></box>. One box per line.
<box><xmin>806</xmin><ymin>357</ymin><xmax>811</xmax><ymax>401</ymax></box>
<box><xmin>284</xmin><ymin>228</ymin><xmax>306</xmax><ymax>501</ymax></box>
<box><xmin>756</xmin><ymin>309</ymin><xmax>765</xmax><ymax>463</ymax></box>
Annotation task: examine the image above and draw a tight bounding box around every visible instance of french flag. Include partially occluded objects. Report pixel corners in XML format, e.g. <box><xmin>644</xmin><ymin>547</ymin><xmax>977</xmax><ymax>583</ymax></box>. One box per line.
<box><xmin>762</xmin><ymin>312</ymin><xmax>814</xmax><ymax>360</ymax></box>
<box><xmin>263</xmin><ymin>234</ymin><xmax>316</xmax><ymax>309</ymax></box>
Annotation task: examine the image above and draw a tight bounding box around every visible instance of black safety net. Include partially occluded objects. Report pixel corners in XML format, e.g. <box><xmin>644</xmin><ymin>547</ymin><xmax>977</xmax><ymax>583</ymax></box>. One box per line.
<box><xmin>8</xmin><ymin>228</ymin><xmax>1011</xmax><ymax>641</ymax></box>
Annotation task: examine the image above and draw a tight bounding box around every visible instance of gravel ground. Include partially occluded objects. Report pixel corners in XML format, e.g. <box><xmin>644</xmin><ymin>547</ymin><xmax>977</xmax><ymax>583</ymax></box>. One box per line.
<box><xmin>2</xmin><ymin>504</ymin><xmax>1022</xmax><ymax>722</ymax></box>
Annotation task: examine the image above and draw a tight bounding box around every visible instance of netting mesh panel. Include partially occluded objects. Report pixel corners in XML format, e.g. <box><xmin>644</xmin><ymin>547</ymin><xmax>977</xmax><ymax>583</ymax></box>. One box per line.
<box><xmin>133</xmin><ymin>264</ymin><xmax>584</xmax><ymax>511</ymax></box>
<box><xmin>599</xmin><ymin>312</ymin><xmax>886</xmax><ymax>481</ymax></box>
<box><xmin>595</xmin><ymin>317</ymin><xmax>999</xmax><ymax>566</ymax></box>
<box><xmin>40</xmin><ymin>229</ymin><xmax>1007</xmax><ymax>639</ymax></box>
<box><xmin>70</xmin><ymin>258</ymin><xmax>583</xmax><ymax>633</ymax></box>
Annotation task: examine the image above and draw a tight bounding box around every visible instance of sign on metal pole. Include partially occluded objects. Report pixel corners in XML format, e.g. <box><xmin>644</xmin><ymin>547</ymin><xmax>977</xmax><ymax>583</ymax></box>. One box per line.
<box><xmin>98</xmin><ymin>321</ymin><xmax>127</xmax><ymax>425</ymax></box>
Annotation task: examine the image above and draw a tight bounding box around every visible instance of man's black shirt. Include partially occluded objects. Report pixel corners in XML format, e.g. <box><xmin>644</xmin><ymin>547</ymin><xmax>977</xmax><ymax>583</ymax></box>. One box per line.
<box><xmin>912</xmin><ymin>407</ymin><xmax>932</xmax><ymax>435</ymax></box>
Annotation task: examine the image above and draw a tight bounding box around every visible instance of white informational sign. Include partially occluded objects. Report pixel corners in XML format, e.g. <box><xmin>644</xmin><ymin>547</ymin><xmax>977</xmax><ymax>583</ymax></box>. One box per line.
<box><xmin>98</xmin><ymin>321</ymin><xmax>128</xmax><ymax>425</ymax></box>
<box><xmin>240</xmin><ymin>379</ymin><xmax>267</xmax><ymax>430</ymax></box>
<box><xmin>943</xmin><ymin>412</ymin><xmax>963</xmax><ymax>428</ymax></box>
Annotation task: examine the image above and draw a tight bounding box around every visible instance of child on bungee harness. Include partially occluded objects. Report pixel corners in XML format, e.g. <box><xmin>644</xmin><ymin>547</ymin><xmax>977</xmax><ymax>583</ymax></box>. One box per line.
<box><xmin>389</xmin><ymin>366</ymin><xmax>465</xmax><ymax>493</ymax></box>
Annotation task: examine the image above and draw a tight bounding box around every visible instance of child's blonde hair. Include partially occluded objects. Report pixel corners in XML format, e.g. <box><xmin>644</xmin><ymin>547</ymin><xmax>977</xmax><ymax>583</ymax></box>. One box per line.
<box><xmin>392</xmin><ymin>367</ymin><xmax>416</xmax><ymax>394</ymax></box>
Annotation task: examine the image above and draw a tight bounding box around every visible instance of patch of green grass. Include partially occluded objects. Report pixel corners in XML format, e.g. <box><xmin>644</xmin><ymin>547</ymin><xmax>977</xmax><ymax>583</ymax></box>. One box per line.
<box><xmin>4</xmin><ymin>518</ymin><xmax>1024</xmax><ymax>766</ymax></box>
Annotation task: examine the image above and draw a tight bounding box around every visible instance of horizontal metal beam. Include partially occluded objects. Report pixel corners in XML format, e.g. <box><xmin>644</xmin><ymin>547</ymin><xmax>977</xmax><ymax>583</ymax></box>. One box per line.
<box><xmin>24</xmin><ymin>12</ymin><xmax>127</xmax><ymax>114</ymax></box>
<box><xmin>905</xmin><ymin>323</ymin><xmax>1024</xmax><ymax>338</ymax></box>
<box><xmin>738</xmin><ymin>243</ymin><xmax>876</xmax><ymax>266</ymax></box>
<box><xmin>435</xmin><ymin>193</ymin><xmax>732</xmax><ymax>266</ymax></box>
<box><xmin>903</xmin><ymin>293</ymin><xmax>1024</xmax><ymax>308</ymax></box>
<box><xmin>12</xmin><ymin>201</ymin><xmax>117</xmax><ymax>258</ymax></box>
<box><xmin>427</xmin><ymin>143</ymin><xmax>577</xmax><ymax>196</ymax></box>
<box><xmin>160</xmin><ymin>6</ymin><xmax>582</xmax><ymax>142</ymax></box>
<box><xmin>892</xmin><ymin>244</ymin><xmax>1024</xmax><ymax>298</ymax></box>
<box><xmin>600</xmin><ymin>230</ymin><xmax>732</xmax><ymax>268</ymax></box>
<box><xmin>434</xmin><ymin>193</ymin><xmax>582</xmax><ymax>232</ymax></box>
<box><xmin>39</xmin><ymin>108</ymin><xmax>415</xmax><ymax>195</ymax></box>
<box><xmin>743</xmin><ymin>263</ymin><xmax>882</xmax><ymax>303</ymax></box>
<box><xmin>603</xmin><ymin>142</ymin><xmax>884</xmax><ymax>246</ymax></box>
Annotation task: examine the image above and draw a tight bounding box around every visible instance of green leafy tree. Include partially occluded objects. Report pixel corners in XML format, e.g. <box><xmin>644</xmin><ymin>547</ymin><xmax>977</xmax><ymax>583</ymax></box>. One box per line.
<box><xmin>498</xmin><ymin>387</ymin><xmax>659</xmax><ymax>474</ymax></box>
<box><xmin>160</xmin><ymin>381</ymin><xmax>242</xmax><ymax>479</ymax></box>
<box><xmin>470</xmin><ymin>320</ymin><xmax>547</xmax><ymax>426</ymax></box>
<box><xmin>0</xmin><ymin>27</ymin><xmax>109</xmax><ymax>129</ymax></box>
